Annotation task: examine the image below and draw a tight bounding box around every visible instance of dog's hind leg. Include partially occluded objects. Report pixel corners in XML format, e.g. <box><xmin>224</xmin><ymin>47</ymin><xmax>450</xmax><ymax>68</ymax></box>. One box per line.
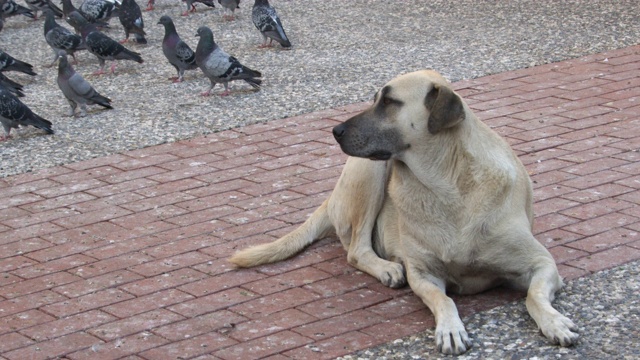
<box><xmin>525</xmin><ymin>259</ymin><xmax>579</xmax><ymax>346</ymax></box>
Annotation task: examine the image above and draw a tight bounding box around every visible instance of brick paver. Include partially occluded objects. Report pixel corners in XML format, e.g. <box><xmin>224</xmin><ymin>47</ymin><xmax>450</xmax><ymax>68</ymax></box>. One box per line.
<box><xmin>2</xmin><ymin>46</ymin><xmax>640</xmax><ymax>359</ymax></box>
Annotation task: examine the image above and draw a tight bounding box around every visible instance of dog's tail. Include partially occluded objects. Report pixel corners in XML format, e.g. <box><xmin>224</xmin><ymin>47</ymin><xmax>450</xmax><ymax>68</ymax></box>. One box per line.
<box><xmin>229</xmin><ymin>199</ymin><xmax>333</xmax><ymax>267</ymax></box>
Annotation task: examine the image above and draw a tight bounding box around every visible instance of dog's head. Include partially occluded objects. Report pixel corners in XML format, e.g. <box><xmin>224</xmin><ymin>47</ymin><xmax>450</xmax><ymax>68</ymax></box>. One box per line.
<box><xmin>333</xmin><ymin>70</ymin><xmax>466</xmax><ymax>160</ymax></box>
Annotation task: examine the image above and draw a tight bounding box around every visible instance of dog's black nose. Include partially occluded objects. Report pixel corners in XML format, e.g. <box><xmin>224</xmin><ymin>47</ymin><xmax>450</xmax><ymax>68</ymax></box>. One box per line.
<box><xmin>333</xmin><ymin>123</ymin><xmax>346</xmax><ymax>140</ymax></box>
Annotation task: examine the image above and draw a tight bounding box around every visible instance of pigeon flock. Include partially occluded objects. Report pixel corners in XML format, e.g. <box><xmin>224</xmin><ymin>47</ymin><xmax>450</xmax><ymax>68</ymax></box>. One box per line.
<box><xmin>0</xmin><ymin>0</ymin><xmax>291</xmax><ymax>141</ymax></box>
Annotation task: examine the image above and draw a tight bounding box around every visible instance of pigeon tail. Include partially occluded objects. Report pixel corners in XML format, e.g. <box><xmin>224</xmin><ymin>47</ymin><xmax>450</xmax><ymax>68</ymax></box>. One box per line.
<box><xmin>244</xmin><ymin>77</ymin><xmax>261</xmax><ymax>89</ymax></box>
<box><xmin>90</xmin><ymin>94</ymin><xmax>113</xmax><ymax>109</ymax></box>
<box><xmin>4</xmin><ymin>60</ymin><xmax>37</xmax><ymax>76</ymax></box>
<box><xmin>199</xmin><ymin>0</ymin><xmax>216</xmax><ymax>8</ymax></box>
<box><xmin>134</xmin><ymin>33</ymin><xmax>147</xmax><ymax>44</ymax></box>
<box><xmin>0</xmin><ymin>75</ymin><xmax>25</xmax><ymax>97</ymax></box>
<box><xmin>27</xmin><ymin>114</ymin><xmax>54</xmax><ymax>135</ymax></box>
<box><xmin>120</xmin><ymin>48</ymin><xmax>144</xmax><ymax>63</ymax></box>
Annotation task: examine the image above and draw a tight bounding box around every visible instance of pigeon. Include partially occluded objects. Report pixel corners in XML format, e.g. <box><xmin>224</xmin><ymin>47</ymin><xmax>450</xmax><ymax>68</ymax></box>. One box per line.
<box><xmin>67</xmin><ymin>12</ymin><xmax>143</xmax><ymax>75</ymax></box>
<box><xmin>181</xmin><ymin>0</ymin><xmax>215</xmax><ymax>17</ymax></box>
<box><xmin>252</xmin><ymin>0</ymin><xmax>290</xmax><ymax>48</ymax></box>
<box><xmin>0</xmin><ymin>72</ymin><xmax>24</xmax><ymax>97</ymax></box>
<box><xmin>118</xmin><ymin>0</ymin><xmax>146</xmax><ymax>44</ymax></box>
<box><xmin>61</xmin><ymin>0</ymin><xmax>83</xmax><ymax>24</ymax></box>
<box><xmin>44</xmin><ymin>9</ymin><xmax>86</xmax><ymax>66</ymax></box>
<box><xmin>195</xmin><ymin>26</ymin><xmax>261</xmax><ymax>96</ymax></box>
<box><xmin>61</xmin><ymin>0</ymin><xmax>109</xmax><ymax>31</ymax></box>
<box><xmin>158</xmin><ymin>15</ymin><xmax>197</xmax><ymax>83</ymax></box>
<box><xmin>56</xmin><ymin>52</ymin><xmax>112</xmax><ymax>117</ymax></box>
<box><xmin>25</xmin><ymin>0</ymin><xmax>63</xmax><ymax>20</ymax></box>
<box><xmin>79</xmin><ymin>0</ymin><xmax>117</xmax><ymax>23</ymax></box>
<box><xmin>0</xmin><ymin>50</ymin><xmax>37</xmax><ymax>76</ymax></box>
<box><xmin>1</xmin><ymin>0</ymin><xmax>35</xmax><ymax>19</ymax></box>
<box><xmin>218</xmin><ymin>0</ymin><xmax>239</xmax><ymax>21</ymax></box>
<box><xmin>0</xmin><ymin>85</ymin><xmax>53</xmax><ymax>141</ymax></box>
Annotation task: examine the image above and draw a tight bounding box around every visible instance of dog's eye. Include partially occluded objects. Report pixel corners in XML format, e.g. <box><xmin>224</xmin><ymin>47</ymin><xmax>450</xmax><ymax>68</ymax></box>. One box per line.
<box><xmin>382</xmin><ymin>97</ymin><xmax>393</xmax><ymax>105</ymax></box>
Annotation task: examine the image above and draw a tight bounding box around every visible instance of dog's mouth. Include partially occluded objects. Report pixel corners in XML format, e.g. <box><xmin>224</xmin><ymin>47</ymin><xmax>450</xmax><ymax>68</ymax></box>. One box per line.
<box><xmin>366</xmin><ymin>151</ymin><xmax>392</xmax><ymax>161</ymax></box>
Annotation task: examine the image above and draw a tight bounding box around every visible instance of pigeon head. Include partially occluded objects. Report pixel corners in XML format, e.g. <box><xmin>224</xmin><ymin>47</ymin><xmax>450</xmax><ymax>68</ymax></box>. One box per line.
<box><xmin>57</xmin><ymin>52</ymin><xmax>70</xmax><ymax>68</ymax></box>
<box><xmin>195</xmin><ymin>26</ymin><xmax>214</xmax><ymax>40</ymax></box>
<box><xmin>157</xmin><ymin>15</ymin><xmax>172</xmax><ymax>26</ymax></box>
<box><xmin>56</xmin><ymin>50</ymin><xmax>68</xmax><ymax>60</ymax></box>
<box><xmin>67</xmin><ymin>12</ymin><xmax>88</xmax><ymax>27</ymax></box>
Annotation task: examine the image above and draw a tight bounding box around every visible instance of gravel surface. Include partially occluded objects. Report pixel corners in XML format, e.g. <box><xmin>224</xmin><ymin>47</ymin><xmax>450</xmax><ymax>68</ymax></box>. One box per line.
<box><xmin>341</xmin><ymin>260</ymin><xmax>640</xmax><ymax>360</ymax></box>
<box><xmin>1</xmin><ymin>0</ymin><xmax>640</xmax><ymax>177</ymax></box>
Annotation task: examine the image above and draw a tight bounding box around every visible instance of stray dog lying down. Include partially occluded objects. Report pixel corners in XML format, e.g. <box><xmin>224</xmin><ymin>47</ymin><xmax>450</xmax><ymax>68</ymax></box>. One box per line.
<box><xmin>230</xmin><ymin>70</ymin><xmax>578</xmax><ymax>355</ymax></box>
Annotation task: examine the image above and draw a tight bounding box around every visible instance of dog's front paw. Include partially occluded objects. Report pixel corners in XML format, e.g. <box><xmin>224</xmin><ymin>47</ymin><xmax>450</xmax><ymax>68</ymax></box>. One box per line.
<box><xmin>435</xmin><ymin>318</ymin><xmax>472</xmax><ymax>355</ymax></box>
<box><xmin>379</xmin><ymin>262</ymin><xmax>406</xmax><ymax>288</ymax></box>
<box><xmin>540</xmin><ymin>313</ymin><xmax>579</xmax><ymax>347</ymax></box>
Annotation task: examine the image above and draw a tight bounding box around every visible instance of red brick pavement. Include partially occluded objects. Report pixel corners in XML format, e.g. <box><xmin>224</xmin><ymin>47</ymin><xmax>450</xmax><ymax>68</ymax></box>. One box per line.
<box><xmin>2</xmin><ymin>45</ymin><xmax>640</xmax><ymax>359</ymax></box>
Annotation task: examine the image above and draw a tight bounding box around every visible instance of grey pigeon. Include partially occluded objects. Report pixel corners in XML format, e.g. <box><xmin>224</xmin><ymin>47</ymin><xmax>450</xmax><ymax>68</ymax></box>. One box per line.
<box><xmin>118</xmin><ymin>0</ymin><xmax>146</xmax><ymax>44</ymax></box>
<box><xmin>67</xmin><ymin>11</ymin><xmax>143</xmax><ymax>75</ymax></box>
<box><xmin>195</xmin><ymin>26</ymin><xmax>261</xmax><ymax>96</ymax></box>
<box><xmin>252</xmin><ymin>0</ymin><xmax>290</xmax><ymax>48</ymax></box>
<box><xmin>0</xmin><ymin>85</ymin><xmax>53</xmax><ymax>141</ymax></box>
<box><xmin>181</xmin><ymin>0</ymin><xmax>215</xmax><ymax>17</ymax></box>
<box><xmin>44</xmin><ymin>9</ymin><xmax>86</xmax><ymax>66</ymax></box>
<box><xmin>218</xmin><ymin>0</ymin><xmax>239</xmax><ymax>21</ymax></box>
<box><xmin>1</xmin><ymin>0</ymin><xmax>35</xmax><ymax>19</ymax></box>
<box><xmin>61</xmin><ymin>0</ymin><xmax>109</xmax><ymax>34</ymax></box>
<box><xmin>25</xmin><ymin>0</ymin><xmax>63</xmax><ymax>19</ymax></box>
<box><xmin>56</xmin><ymin>52</ymin><xmax>112</xmax><ymax>117</ymax></box>
<box><xmin>0</xmin><ymin>50</ymin><xmax>36</xmax><ymax>76</ymax></box>
<box><xmin>0</xmin><ymin>72</ymin><xmax>24</xmax><ymax>97</ymax></box>
<box><xmin>61</xmin><ymin>0</ymin><xmax>84</xmax><ymax>25</ymax></box>
<box><xmin>158</xmin><ymin>15</ymin><xmax>196</xmax><ymax>83</ymax></box>
<box><xmin>79</xmin><ymin>0</ymin><xmax>117</xmax><ymax>23</ymax></box>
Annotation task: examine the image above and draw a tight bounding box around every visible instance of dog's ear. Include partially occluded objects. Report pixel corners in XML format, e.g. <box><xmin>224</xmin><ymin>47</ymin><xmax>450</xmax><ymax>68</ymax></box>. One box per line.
<box><xmin>425</xmin><ymin>84</ymin><xmax>466</xmax><ymax>134</ymax></box>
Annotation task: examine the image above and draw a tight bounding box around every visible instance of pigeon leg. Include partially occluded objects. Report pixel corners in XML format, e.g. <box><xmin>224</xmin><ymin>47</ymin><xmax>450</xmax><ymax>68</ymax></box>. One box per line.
<box><xmin>145</xmin><ymin>0</ymin><xmax>154</xmax><ymax>11</ymax></box>
<box><xmin>0</xmin><ymin>128</ymin><xmax>11</xmax><ymax>141</ymax></box>
<box><xmin>110</xmin><ymin>62</ymin><xmax>117</xmax><ymax>74</ymax></box>
<box><xmin>70</xmin><ymin>53</ymin><xmax>79</xmax><ymax>65</ymax></box>
<box><xmin>94</xmin><ymin>59</ymin><xmax>107</xmax><ymax>75</ymax></box>
<box><xmin>201</xmin><ymin>82</ymin><xmax>215</xmax><ymax>96</ymax></box>
<box><xmin>119</xmin><ymin>37</ymin><xmax>129</xmax><ymax>44</ymax></box>
<box><xmin>219</xmin><ymin>83</ymin><xmax>231</xmax><ymax>96</ymax></box>
<box><xmin>67</xmin><ymin>100</ymin><xmax>77</xmax><ymax>117</ymax></box>
<box><xmin>46</xmin><ymin>53</ymin><xmax>58</xmax><ymax>68</ymax></box>
<box><xmin>259</xmin><ymin>36</ymin><xmax>271</xmax><ymax>48</ymax></box>
<box><xmin>79</xmin><ymin>104</ymin><xmax>88</xmax><ymax>117</ymax></box>
<box><xmin>173</xmin><ymin>72</ymin><xmax>184</xmax><ymax>83</ymax></box>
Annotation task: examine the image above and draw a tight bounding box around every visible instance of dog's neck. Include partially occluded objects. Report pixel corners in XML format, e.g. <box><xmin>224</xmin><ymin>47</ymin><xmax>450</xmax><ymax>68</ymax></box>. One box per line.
<box><xmin>396</xmin><ymin>108</ymin><xmax>518</xmax><ymax>198</ymax></box>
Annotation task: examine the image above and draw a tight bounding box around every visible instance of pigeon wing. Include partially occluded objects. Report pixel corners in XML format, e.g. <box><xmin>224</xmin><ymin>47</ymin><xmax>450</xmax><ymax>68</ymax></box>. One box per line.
<box><xmin>174</xmin><ymin>41</ymin><xmax>196</xmax><ymax>67</ymax></box>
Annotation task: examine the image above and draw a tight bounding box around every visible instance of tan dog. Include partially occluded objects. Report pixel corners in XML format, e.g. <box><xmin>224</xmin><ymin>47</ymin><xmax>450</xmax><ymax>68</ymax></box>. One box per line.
<box><xmin>229</xmin><ymin>70</ymin><xmax>579</xmax><ymax>355</ymax></box>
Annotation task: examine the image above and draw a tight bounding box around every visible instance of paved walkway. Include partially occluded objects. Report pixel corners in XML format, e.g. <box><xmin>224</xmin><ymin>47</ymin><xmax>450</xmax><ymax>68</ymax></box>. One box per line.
<box><xmin>1</xmin><ymin>46</ymin><xmax>640</xmax><ymax>360</ymax></box>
